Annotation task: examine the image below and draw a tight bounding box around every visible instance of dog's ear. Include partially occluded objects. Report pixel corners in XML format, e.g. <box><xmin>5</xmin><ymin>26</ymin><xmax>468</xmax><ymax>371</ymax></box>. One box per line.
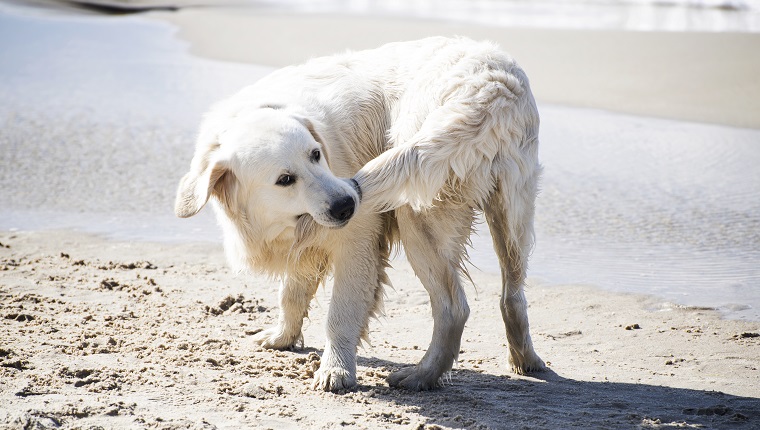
<box><xmin>174</xmin><ymin>144</ymin><xmax>229</xmax><ymax>218</ymax></box>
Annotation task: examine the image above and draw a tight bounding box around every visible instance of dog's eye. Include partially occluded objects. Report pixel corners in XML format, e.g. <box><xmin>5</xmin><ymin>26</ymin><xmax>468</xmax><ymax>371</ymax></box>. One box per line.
<box><xmin>311</xmin><ymin>149</ymin><xmax>321</xmax><ymax>163</ymax></box>
<box><xmin>275</xmin><ymin>174</ymin><xmax>296</xmax><ymax>186</ymax></box>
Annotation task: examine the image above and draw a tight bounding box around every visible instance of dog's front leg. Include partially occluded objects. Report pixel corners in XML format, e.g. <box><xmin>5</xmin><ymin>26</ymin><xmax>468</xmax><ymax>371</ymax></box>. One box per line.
<box><xmin>312</xmin><ymin>229</ymin><xmax>381</xmax><ymax>391</ymax></box>
<box><xmin>253</xmin><ymin>274</ymin><xmax>320</xmax><ymax>350</ymax></box>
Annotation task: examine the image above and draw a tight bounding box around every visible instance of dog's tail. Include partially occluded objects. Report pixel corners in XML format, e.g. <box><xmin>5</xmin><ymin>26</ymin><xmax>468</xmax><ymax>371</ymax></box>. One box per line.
<box><xmin>353</xmin><ymin>64</ymin><xmax>540</xmax><ymax>216</ymax></box>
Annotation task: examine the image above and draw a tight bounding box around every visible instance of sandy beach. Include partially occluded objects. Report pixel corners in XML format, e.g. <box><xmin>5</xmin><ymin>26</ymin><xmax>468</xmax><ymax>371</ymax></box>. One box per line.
<box><xmin>1</xmin><ymin>1</ymin><xmax>760</xmax><ymax>429</ymax></box>
<box><xmin>2</xmin><ymin>230</ymin><xmax>759</xmax><ymax>429</ymax></box>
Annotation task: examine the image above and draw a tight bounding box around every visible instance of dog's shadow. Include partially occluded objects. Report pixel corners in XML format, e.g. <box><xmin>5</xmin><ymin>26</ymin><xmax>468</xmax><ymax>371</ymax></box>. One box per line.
<box><xmin>328</xmin><ymin>354</ymin><xmax>760</xmax><ymax>429</ymax></box>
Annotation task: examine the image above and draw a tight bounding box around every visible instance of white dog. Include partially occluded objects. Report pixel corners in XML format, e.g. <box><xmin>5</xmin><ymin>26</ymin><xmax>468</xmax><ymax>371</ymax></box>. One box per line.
<box><xmin>175</xmin><ymin>36</ymin><xmax>545</xmax><ymax>391</ymax></box>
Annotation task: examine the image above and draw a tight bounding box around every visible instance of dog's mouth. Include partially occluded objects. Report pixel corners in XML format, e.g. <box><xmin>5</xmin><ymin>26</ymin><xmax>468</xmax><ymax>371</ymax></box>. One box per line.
<box><xmin>296</xmin><ymin>213</ymin><xmax>350</xmax><ymax>229</ymax></box>
<box><xmin>326</xmin><ymin>219</ymin><xmax>350</xmax><ymax>229</ymax></box>
<box><xmin>318</xmin><ymin>216</ymin><xmax>352</xmax><ymax>229</ymax></box>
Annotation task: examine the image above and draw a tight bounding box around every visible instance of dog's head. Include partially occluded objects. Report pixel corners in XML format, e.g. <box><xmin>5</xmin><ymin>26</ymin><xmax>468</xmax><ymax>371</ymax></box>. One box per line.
<box><xmin>175</xmin><ymin>107</ymin><xmax>360</xmax><ymax>235</ymax></box>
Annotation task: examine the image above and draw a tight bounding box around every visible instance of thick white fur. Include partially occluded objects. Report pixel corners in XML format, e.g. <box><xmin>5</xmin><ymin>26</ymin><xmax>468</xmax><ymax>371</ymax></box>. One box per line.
<box><xmin>175</xmin><ymin>36</ymin><xmax>545</xmax><ymax>392</ymax></box>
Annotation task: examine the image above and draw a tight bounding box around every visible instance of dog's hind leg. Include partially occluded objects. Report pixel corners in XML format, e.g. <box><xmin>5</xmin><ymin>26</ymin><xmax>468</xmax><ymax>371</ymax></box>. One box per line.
<box><xmin>388</xmin><ymin>205</ymin><xmax>473</xmax><ymax>390</ymax></box>
<box><xmin>252</xmin><ymin>271</ymin><xmax>322</xmax><ymax>350</ymax></box>
<box><xmin>484</xmin><ymin>174</ymin><xmax>545</xmax><ymax>374</ymax></box>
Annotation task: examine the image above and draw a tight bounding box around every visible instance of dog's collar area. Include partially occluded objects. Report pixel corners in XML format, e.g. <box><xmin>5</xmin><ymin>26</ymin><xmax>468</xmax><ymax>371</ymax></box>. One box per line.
<box><xmin>349</xmin><ymin>178</ymin><xmax>362</xmax><ymax>202</ymax></box>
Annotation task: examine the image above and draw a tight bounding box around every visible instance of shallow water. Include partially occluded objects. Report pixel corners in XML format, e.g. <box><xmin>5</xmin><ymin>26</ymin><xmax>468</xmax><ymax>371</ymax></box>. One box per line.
<box><xmin>96</xmin><ymin>0</ymin><xmax>760</xmax><ymax>32</ymax></box>
<box><xmin>65</xmin><ymin>0</ymin><xmax>760</xmax><ymax>32</ymax></box>
<box><xmin>1</xmin><ymin>4</ymin><xmax>758</xmax><ymax>320</ymax></box>
<box><xmin>256</xmin><ymin>0</ymin><xmax>760</xmax><ymax>32</ymax></box>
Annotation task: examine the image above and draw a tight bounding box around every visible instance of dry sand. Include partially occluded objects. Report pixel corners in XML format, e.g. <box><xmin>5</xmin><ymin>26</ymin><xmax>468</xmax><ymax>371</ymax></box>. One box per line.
<box><xmin>155</xmin><ymin>9</ymin><xmax>760</xmax><ymax>129</ymax></box>
<box><xmin>2</xmin><ymin>230</ymin><xmax>759</xmax><ymax>429</ymax></box>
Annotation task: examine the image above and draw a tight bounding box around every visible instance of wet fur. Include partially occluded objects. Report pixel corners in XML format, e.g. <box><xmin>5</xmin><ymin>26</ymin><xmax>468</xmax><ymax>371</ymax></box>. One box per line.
<box><xmin>175</xmin><ymin>36</ymin><xmax>545</xmax><ymax>392</ymax></box>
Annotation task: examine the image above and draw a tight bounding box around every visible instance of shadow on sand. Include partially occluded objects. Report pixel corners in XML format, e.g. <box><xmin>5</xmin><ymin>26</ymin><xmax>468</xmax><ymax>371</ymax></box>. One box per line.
<box><xmin>343</xmin><ymin>355</ymin><xmax>760</xmax><ymax>429</ymax></box>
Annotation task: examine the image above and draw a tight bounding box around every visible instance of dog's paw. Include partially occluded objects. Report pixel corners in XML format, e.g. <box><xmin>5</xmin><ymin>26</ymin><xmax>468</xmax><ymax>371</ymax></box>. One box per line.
<box><xmin>252</xmin><ymin>326</ymin><xmax>303</xmax><ymax>350</ymax></box>
<box><xmin>509</xmin><ymin>350</ymin><xmax>546</xmax><ymax>375</ymax></box>
<box><xmin>387</xmin><ymin>367</ymin><xmax>441</xmax><ymax>391</ymax></box>
<box><xmin>312</xmin><ymin>366</ymin><xmax>356</xmax><ymax>392</ymax></box>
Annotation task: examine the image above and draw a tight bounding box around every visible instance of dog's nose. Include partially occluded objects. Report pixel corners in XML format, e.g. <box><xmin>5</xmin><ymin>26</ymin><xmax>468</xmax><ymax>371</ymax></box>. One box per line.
<box><xmin>329</xmin><ymin>196</ymin><xmax>355</xmax><ymax>222</ymax></box>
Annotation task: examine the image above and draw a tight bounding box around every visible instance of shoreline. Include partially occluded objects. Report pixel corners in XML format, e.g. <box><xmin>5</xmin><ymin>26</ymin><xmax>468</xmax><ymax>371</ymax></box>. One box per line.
<box><xmin>154</xmin><ymin>8</ymin><xmax>760</xmax><ymax>129</ymax></box>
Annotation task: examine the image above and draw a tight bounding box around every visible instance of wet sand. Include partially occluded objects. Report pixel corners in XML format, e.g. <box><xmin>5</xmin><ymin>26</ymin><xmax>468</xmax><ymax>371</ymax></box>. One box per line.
<box><xmin>156</xmin><ymin>8</ymin><xmax>760</xmax><ymax>129</ymax></box>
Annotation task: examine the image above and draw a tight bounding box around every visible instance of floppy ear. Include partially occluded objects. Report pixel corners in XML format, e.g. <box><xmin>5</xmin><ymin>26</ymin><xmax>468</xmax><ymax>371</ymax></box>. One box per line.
<box><xmin>174</xmin><ymin>150</ymin><xmax>229</xmax><ymax>218</ymax></box>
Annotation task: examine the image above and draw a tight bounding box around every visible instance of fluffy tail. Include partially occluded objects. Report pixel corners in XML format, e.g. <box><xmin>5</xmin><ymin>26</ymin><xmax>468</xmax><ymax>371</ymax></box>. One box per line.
<box><xmin>353</xmin><ymin>64</ymin><xmax>539</xmax><ymax>214</ymax></box>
